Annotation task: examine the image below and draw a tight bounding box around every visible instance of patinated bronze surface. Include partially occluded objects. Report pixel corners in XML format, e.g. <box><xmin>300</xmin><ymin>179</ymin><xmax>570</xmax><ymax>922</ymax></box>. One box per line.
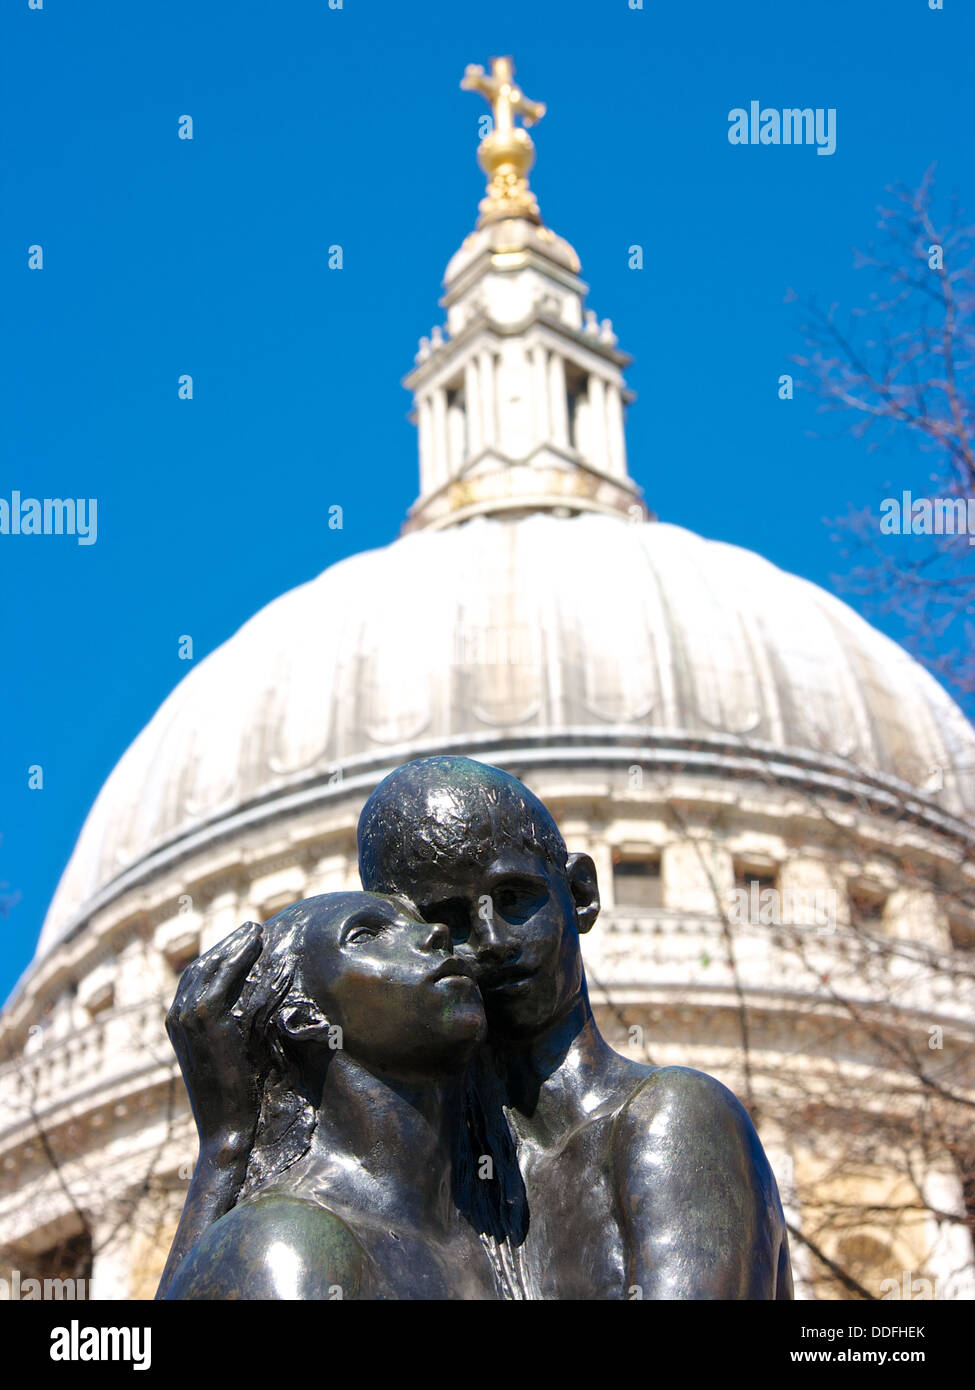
<box><xmin>159</xmin><ymin>757</ymin><xmax>792</xmax><ymax>1300</ymax></box>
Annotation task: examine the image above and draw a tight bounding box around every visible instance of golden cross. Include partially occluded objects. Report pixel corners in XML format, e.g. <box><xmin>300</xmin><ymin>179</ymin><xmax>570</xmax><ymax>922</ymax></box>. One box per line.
<box><xmin>461</xmin><ymin>56</ymin><xmax>546</xmax><ymax>134</ymax></box>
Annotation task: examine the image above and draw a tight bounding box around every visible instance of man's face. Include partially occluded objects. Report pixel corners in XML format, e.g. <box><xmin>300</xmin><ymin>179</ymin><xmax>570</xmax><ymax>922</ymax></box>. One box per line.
<box><xmin>391</xmin><ymin>848</ymin><xmax>586</xmax><ymax>1041</ymax></box>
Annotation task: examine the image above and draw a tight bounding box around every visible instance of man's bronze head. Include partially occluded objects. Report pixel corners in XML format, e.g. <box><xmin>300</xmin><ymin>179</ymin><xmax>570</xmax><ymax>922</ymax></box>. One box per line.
<box><xmin>357</xmin><ymin>757</ymin><xmax>600</xmax><ymax>1039</ymax></box>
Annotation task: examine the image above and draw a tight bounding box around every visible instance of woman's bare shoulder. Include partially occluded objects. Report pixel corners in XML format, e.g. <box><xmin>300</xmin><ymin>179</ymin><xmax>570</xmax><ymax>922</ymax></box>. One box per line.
<box><xmin>163</xmin><ymin>1192</ymin><xmax>368</xmax><ymax>1300</ymax></box>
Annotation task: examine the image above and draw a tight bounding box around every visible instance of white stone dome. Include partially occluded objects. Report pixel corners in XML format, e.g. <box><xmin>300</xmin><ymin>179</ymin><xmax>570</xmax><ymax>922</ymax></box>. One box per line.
<box><xmin>39</xmin><ymin>513</ymin><xmax>975</xmax><ymax>958</ymax></box>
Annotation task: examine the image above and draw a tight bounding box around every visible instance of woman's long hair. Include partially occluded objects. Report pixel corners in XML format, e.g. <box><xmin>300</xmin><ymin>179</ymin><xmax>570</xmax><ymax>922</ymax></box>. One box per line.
<box><xmin>233</xmin><ymin>906</ymin><xmax>322</xmax><ymax>1201</ymax></box>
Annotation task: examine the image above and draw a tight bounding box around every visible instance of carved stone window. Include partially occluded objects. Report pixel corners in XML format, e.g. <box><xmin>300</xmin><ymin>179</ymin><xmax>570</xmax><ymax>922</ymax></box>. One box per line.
<box><xmin>733</xmin><ymin>859</ymin><xmax>778</xmax><ymax>896</ymax></box>
<box><xmin>12</xmin><ymin>1230</ymin><xmax>93</xmax><ymax>1293</ymax></box>
<box><xmin>613</xmin><ymin>856</ymin><xmax>662</xmax><ymax>910</ymax></box>
<box><xmin>948</xmin><ymin>910</ymin><xmax>975</xmax><ymax>951</ymax></box>
<box><xmin>849</xmin><ymin>883</ymin><xmax>888</xmax><ymax>933</ymax></box>
<box><xmin>565</xmin><ymin>363</ymin><xmax>588</xmax><ymax>452</ymax></box>
<box><xmin>446</xmin><ymin>381</ymin><xmax>468</xmax><ymax>468</ymax></box>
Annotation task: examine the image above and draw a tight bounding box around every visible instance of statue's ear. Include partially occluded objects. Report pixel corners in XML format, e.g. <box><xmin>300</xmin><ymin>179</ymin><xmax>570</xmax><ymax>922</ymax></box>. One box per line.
<box><xmin>277</xmin><ymin>998</ymin><xmax>332</xmax><ymax>1046</ymax></box>
<box><xmin>566</xmin><ymin>853</ymin><xmax>600</xmax><ymax>934</ymax></box>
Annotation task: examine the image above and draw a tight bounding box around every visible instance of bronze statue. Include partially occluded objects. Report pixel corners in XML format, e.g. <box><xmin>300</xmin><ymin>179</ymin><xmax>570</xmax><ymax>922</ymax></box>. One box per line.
<box><xmin>160</xmin><ymin>892</ymin><xmax>523</xmax><ymax>1299</ymax></box>
<box><xmin>159</xmin><ymin>757</ymin><xmax>792</xmax><ymax>1300</ymax></box>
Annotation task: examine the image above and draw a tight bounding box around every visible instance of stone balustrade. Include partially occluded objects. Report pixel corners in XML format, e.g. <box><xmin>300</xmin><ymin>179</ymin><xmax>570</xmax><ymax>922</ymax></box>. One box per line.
<box><xmin>0</xmin><ymin>910</ymin><xmax>970</xmax><ymax>1163</ymax></box>
<box><xmin>589</xmin><ymin>909</ymin><xmax>975</xmax><ymax>1025</ymax></box>
<box><xmin>0</xmin><ymin>1000</ymin><xmax>173</xmax><ymax>1148</ymax></box>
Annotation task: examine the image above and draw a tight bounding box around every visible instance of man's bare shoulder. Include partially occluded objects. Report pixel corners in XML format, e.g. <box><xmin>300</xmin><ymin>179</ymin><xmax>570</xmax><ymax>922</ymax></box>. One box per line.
<box><xmin>597</xmin><ymin>1054</ymin><xmax>743</xmax><ymax>1122</ymax></box>
<box><xmin>620</xmin><ymin>1063</ymin><xmax>750</xmax><ymax>1120</ymax></box>
<box><xmin>613</xmin><ymin>1064</ymin><xmax>765</xmax><ymax>1159</ymax></box>
<box><xmin>611</xmin><ymin>1065</ymin><xmax>786</xmax><ymax>1233</ymax></box>
<box><xmin>607</xmin><ymin>1066</ymin><xmax>793</xmax><ymax>1298</ymax></box>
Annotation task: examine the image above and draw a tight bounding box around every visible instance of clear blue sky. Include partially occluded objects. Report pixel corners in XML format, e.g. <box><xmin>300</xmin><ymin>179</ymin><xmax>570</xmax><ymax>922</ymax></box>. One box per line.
<box><xmin>2</xmin><ymin>0</ymin><xmax>972</xmax><ymax>1000</ymax></box>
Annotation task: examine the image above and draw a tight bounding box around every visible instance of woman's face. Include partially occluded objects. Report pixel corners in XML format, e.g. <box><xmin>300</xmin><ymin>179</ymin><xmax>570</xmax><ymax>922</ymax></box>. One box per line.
<box><xmin>285</xmin><ymin>892</ymin><xmax>487</xmax><ymax>1078</ymax></box>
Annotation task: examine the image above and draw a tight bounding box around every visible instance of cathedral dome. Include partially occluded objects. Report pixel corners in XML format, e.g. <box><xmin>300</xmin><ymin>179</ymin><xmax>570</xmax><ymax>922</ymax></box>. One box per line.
<box><xmin>7</xmin><ymin>56</ymin><xmax>975</xmax><ymax>1308</ymax></box>
<box><xmin>32</xmin><ymin>57</ymin><xmax>975</xmax><ymax>962</ymax></box>
<box><xmin>38</xmin><ymin>512</ymin><xmax>975</xmax><ymax>958</ymax></box>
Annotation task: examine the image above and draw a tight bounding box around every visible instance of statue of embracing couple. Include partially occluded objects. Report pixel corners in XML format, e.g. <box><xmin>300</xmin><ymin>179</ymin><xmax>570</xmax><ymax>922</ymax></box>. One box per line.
<box><xmin>157</xmin><ymin>756</ymin><xmax>793</xmax><ymax>1301</ymax></box>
